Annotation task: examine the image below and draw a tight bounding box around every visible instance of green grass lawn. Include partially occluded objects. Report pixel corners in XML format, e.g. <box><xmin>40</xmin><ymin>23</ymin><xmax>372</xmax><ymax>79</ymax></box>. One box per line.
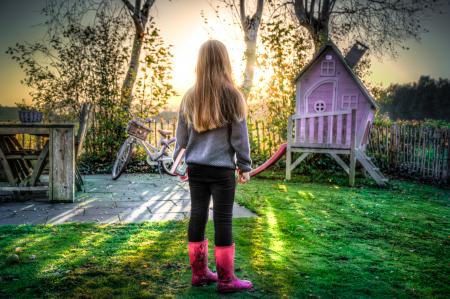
<box><xmin>1</xmin><ymin>173</ymin><xmax>449</xmax><ymax>298</ymax></box>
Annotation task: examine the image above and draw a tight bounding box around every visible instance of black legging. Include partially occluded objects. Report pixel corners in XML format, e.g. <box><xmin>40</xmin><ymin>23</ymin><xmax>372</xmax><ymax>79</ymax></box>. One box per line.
<box><xmin>187</xmin><ymin>163</ymin><xmax>236</xmax><ymax>246</ymax></box>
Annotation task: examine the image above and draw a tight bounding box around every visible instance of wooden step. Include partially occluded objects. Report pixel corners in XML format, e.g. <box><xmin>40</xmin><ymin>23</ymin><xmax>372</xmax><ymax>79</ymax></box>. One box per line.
<box><xmin>355</xmin><ymin>149</ymin><xmax>388</xmax><ymax>187</ymax></box>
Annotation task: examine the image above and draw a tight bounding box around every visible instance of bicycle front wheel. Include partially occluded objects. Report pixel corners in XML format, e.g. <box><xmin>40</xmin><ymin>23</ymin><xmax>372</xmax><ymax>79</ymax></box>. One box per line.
<box><xmin>161</xmin><ymin>139</ymin><xmax>177</xmax><ymax>176</ymax></box>
<box><xmin>112</xmin><ymin>137</ymin><xmax>134</xmax><ymax>180</ymax></box>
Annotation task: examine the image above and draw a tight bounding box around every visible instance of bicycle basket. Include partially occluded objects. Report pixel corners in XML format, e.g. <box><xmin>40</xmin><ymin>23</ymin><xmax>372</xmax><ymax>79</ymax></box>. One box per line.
<box><xmin>127</xmin><ymin>119</ymin><xmax>152</xmax><ymax>140</ymax></box>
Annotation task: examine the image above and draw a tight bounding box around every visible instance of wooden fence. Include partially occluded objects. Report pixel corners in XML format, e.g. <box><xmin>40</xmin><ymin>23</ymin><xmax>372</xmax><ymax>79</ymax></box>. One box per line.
<box><xmin>247</xmin><ymin>120</ymin><xmax>450</xmax><ymax>184</ymax></box>
<box><xmin>6</xmin><ymin>118</ymin><xmax>450</xmax><ymax>184</ymax></box>
<box><xmin>247</xmin><ymin>120</ymin><xmax>285</xmax><ymax>158</ymax></box>
<box><xmin>135</xmin><ymin>118</ymin><xmax>285</xmax><ymax>159</ymax></box>
<box><xmin>145</xmin><ymin>118</ymin><xmax>178</xmax><ymax>146</ymax></box>
<box><xmin>366</xmin><ymin>123</ymin><xmax>449</xmax><ymax>183</ymax></box>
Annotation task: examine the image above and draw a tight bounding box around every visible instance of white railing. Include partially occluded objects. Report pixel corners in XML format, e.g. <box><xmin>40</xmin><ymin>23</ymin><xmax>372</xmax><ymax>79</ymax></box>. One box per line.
<box><xmin>288</xmin><ymin>109</ymin><xmax>357</xmax><ymax>150</ymax></box>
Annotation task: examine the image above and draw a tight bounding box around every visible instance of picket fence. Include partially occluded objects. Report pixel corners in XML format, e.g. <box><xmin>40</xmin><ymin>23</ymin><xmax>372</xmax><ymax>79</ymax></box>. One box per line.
<box><xmin>142</xmin><ymin>118</ymin><xmax>285</xmax><ymax>158</ymax></box>
<box><xmin>366</xmin><ymin>123</ymin><xmax>449</xmax><ymax>183</ymax></box>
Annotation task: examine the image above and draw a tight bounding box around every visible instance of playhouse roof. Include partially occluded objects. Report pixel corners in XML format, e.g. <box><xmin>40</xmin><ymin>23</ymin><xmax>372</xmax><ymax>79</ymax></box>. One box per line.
<box><xmin>294</xmin><ymin>41</ymin><xmax>378</xmax><ymax>109</ymax></box>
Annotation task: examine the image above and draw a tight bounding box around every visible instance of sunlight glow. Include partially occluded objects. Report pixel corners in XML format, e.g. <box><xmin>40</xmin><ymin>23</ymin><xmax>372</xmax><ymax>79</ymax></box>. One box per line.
<box><xmin>158</xmin><ymin>7</ymin><xmax>246</xmax><ymax>110</ymax></box>
<box><xmin>265</xmin><ymin>205</ymin><xmax>285</xmax><ymax>262</ymax></box>
<box><xmin>298</xmin><ymin>191</ymin><xmax>315</xmax><ymax>200</ymax></box>
<box><xmin>38</xmin><ymin>232</ymin><xmax>110</xmax><ymax>275</ymax></box>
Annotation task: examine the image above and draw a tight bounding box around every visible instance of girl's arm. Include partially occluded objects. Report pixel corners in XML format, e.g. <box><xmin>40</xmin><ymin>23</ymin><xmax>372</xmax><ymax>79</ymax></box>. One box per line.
<box><xmin>173</xmin><ymin>111</ymin><xmax>188</xmax><ymax>160</ymax></box>
<box><xmin>230</xmin><ymin>118</ymin><xmax>252</xmax><ymax>172</ymax></box>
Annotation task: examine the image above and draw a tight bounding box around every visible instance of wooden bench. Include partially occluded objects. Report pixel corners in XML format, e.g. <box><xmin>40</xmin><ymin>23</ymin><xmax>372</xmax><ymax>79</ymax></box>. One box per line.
<box><xmin>0</xmin><ymin>123</ymin><xmax>75</xmax><ymax>201</ymax></box>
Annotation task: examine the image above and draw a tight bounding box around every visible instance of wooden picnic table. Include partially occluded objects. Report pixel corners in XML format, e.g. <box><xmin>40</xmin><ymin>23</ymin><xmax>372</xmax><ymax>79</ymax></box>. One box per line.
<box><xmin>0</xmin><ymin>123</ymin><xmax>75</xmax><ymax>202</ymax></box>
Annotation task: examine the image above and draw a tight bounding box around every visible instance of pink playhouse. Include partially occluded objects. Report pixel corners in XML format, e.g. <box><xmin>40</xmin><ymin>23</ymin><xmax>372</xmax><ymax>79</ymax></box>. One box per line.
<box><xmin>285</xmin><ymin>41</ymin><xmax>387</xmax><ymax>186</ymax></box>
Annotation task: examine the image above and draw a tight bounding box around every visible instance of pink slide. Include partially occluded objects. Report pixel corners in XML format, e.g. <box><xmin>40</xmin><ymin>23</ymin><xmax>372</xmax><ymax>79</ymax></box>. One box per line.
<box><xmin>249</xmin><ymin>143</ymin><xmax>287</xmax><ymax>177</ymax></box>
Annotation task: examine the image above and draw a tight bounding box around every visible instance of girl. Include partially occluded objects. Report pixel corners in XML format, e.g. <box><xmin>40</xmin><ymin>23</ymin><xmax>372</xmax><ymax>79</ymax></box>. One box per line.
<box><xmin>173</xmin><ymin>39</ymin><xmax>253</xmax><ymax>293</ymax></box>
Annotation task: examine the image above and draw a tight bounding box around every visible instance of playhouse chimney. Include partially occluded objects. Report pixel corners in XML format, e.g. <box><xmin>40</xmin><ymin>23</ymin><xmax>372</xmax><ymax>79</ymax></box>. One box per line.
<box><xmin>345</xmin><ymin>41</ymin><xmax>369</xmax><ymax>69</ymax></box>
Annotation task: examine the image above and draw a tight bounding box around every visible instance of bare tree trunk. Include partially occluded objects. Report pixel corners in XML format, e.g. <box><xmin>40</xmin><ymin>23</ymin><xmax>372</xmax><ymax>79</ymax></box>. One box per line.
<box><xmin>242</xmin><ymin>26</ymin><xmax>258</xmax><ymax>97</ymax></box>
<box><xmin>308</xmin><ymin>24</ymin><xmax>329</xmax><ymax>52</ymax></box>
<box><xmin>120</xmin><ymin>0</ymin><xmax>155</xmax><ymax>109</ymax></box>
<box><xmin>240</xmin><ymin>0</ymin><xmax>264</xmax><ymax>99</ymax></box>
<box><xmin>121</xmin><ymin>30</ymin><xmax>145</xmax><ymax>108</ymax></box>
<box><xmin>293</xmin><ymin>0</ymin><xmax>332</xmax><ymax>53</ymax></box>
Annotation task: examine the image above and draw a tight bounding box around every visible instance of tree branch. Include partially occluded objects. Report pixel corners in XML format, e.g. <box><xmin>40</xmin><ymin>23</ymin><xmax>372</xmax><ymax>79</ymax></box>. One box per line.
<box><xmin>321</xmin><ymin>0</ymin><xmax>330</xmax><ymax>23</ymax></box>
<box><xmin>141</xmin><ymin>0</ymin><xmax>155</xmax><ymax>17</ymax></box>
<box><xmin>309</xmin><ymin>0</ymin><xmax>316</xmax><ymax>20</ymax></box>
<box><xmin>135</xmin><ymin>0</ymin><xmax>141</xmax><ymax>16</ymax></box>
<box><xmin>253</xmin><ymin>0</ymin><xmax>264</xmax><ymax>20</ymax></box>
<box><xmin>121</xmin><ymin>0</ymin><xmax>135</xmax><ymax>13</ymax></box>
<box><xmin>294</xmin><ymin>0</ymin><xmax>309</xmax><ymax>25</ymax></box>
<box><xmin>240</xmin><ymin>0</ymin><xmax>246</xmax><ymax>28</ymax></box>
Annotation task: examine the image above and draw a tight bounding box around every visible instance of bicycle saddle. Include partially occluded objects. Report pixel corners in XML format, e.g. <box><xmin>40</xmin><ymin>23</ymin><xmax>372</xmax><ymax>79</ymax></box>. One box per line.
<box><xmin>158</xmin><ymin>129</ymin><xmax>172</xmax><ymax>137</ymax></box>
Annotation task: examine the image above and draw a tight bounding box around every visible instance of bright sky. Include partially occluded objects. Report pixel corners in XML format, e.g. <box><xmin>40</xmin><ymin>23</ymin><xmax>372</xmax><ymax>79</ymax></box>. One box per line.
<box><xmin>0</xmin><ymin>0</ymin><xmax>449</xmax><ymax>109</ymax></box>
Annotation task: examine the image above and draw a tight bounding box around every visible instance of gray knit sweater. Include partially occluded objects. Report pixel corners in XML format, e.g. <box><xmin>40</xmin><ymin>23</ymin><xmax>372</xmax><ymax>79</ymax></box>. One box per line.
<box><xmin>173</xmin><ymin>112</ymin><xmax>252</xmax><ymax>172</ymax></box>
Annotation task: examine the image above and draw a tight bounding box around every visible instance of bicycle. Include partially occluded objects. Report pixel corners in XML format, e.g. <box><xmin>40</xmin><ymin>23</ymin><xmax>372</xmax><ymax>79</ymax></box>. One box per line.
<box><xmin>112</xmin><ymin>112</ymin><xmax>177</xmax><ymax>180</ymax></box>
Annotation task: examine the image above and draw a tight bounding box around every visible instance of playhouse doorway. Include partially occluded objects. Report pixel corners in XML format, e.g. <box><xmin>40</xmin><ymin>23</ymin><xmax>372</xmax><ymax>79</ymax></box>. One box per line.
<box><xmin>305</xmin><ymin>80</ymin><xmax>336</xmax><ymax>114</ymax></box>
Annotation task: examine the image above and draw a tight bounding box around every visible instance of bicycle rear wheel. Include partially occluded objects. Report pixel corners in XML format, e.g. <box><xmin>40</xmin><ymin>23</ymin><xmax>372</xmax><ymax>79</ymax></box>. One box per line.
<box><xmin>161</xmin><ymin>139</ymin><xmax>177</xmax><ymax>176</ymax></box>
<box><xmin>112</xmin><ymin>137</ymin><xmax>134</xmax><ymax>180</ymax></box>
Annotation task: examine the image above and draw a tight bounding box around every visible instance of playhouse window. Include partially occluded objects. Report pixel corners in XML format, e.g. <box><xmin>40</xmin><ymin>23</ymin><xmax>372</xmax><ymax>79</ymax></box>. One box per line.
<box><xmin>342</xmin><ymin>95</ymin><xmax>358</xmax><ymax>110</ymax></box>
<box><xmin>321</xmin><ymin>60</ymin><xmax>335</xmax><ymax>76</ymax></box>
<box><xmin>314</xmin><ymin>100</ymin><xmax>326</xmax><ymax>112</ymax></box>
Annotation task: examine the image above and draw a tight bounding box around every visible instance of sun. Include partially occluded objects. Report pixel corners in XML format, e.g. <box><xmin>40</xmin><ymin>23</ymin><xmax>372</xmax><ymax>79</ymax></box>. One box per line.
<box><xmin>164</xmin><ymin>17</ymin><xmax>248</xmax><ymax>110</ymax></box>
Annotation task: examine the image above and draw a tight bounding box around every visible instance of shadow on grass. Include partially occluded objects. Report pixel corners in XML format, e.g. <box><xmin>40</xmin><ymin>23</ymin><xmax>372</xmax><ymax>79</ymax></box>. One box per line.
<box><xmin>0</xmin><ymin>221</ymin><xmax>195</xmax><ymax>298</ymax></box>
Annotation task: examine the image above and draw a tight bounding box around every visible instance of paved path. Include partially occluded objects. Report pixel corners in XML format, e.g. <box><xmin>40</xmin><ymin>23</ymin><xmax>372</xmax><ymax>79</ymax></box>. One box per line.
<box><xmin>0</xmin><ymin>174</ymin><xmax>256</xmax><ymax>225</ymax></box>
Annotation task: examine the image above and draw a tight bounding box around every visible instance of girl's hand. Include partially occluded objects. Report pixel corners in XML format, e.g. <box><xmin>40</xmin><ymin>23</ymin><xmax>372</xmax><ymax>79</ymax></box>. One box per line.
<box><xmin>238</xmin><ymin>171</ymin><xmax>250</xmax><ymax>184</ymax></box>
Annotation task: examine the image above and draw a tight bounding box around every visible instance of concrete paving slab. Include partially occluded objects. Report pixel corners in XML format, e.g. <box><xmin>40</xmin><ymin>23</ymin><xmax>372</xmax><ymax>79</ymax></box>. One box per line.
<box><xmin>76</xmin><ymin>192</ymin><xmax>114</xmax><ymax>201</ymax></box>
<box><xmin>83</xmin><ymin>207</ymin><xmax>130</xmax><ymax>216</ymax></box>
<box><xmin>0</xmin><ymin>202</ymin><xmax>36</xmax><ymax>212</ymax></box>
<box><xmin>0</xmin><ymin>210</ymin><xmax>49</xmax><ymax>225</ymax></box>
<box><xmin>145</xmin><ymin>200</ymin><xmax>173</xmax><ymax>212</ymax></box>
<box><xmin>111</xmin><ymin>192</ymin><xmax>144</xmax><ymax>201</ymax></box>
<box><xmin>76</xmin><ymin>200</ymin><xmax>116</xmax><ymax>209</ymax></box>
<box><xmin>45</xmin><ymin>208</ymin><xmax>85</xmax><ymax>224</ymax></box>
<box><xmin>46</xmin><ymin>203</ymin><xmax>85</xmax><ymax>210</ymax></box>
<box><xmin>114</xmin><ymin>189</ymin><xmax>187</xmax><ymax>202</ymax></box>
<box><xmin>0</xmin><ymin>210</ymin><xmax>14</xmax><ymax>220</ymax></box>
<box><xmin>0</xmin><ymin>174</ymin><xmax>256</xmax><ymax>225</ymax></box>
<box><xmin>149</xmin><ymin>201</ymin><xmax>187</xmax><ymax>214</ymax></box>
<box><xmin>146</xmin><ymin>190</ymin><xmax>189</xmax><ymax>202</ymax></box>
<box><xmin>118</xmin><ymin>207</ymin><xmax>156</xmax><ymax>223</ymax></box>
<box><xmin>83</xmin><ymin>184</ymin><xmax>113</xmax><ymax>193</ymax></box>
<box><xmin>50</xmin><ymin>213</ymin><xmax>120</xmax><ymax>224</ymax></box>
<box><xmin>232</xmin><ymin>205</ymin><xmax>257</xmax><ymax>218</ymax></box>
<box><xmin>114</xmin><ymin>201</ymin><xmax>153</xmax><ymax>208</ymax></box>
<box><xmin>19</xmin><ymin>202</ymin><xmax>55</xmax><ymax>211</ymax></box>
<box><xmin>172</xmin><ymin>199</ymin><xmax>192</xmax><ymax>213</ymax></box>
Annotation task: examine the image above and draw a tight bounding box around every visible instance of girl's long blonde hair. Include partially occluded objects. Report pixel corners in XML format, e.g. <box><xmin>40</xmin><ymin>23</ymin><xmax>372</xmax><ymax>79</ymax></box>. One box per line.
<box><xmin>180</xmin><ymin>39</ymin><xmax>247</xmax><ymax>133</ymax></box>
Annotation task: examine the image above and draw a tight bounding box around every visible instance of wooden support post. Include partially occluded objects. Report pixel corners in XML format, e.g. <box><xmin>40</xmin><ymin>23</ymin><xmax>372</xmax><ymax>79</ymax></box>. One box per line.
<box><xmin>49</xmin><ymin>127</ymin><xmax>75</xmax><ymax>202</ymax></box>
<box><xmin>29</xmin><ymin>141</ymin><xmax>49</xmax><ymax>186</ymax></box>
<box><xmin>0</xmin><ymin>138</ymin><xmax>16</xmax><ymax>185</ymax></box>
<box><xmin>349</xmin><ymin>109</ymin><xmax>357</xmax><ymax>186</ymax></box>
<box><xmin>290</xmin><ymin>152</ymin><xmax>309</xmax><ymax>172</ymax></box>
<box><xmin>329</xmin><ymin>153</ymin><xmax>349</xmax><ymax>175</ymax></box>
<box><xmin>286</xmin><ymin>116</ymin><xmax>293</xmax><ymax>180</ymax></box>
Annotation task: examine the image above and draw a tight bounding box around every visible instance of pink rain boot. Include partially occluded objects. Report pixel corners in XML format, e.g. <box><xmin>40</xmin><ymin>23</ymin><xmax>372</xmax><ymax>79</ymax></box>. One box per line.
<box><xmin>214</xmin><ymin>243</ymin><xmax>253</xmax><ymax>293</ymax></box>
<box><xmin>188</xmin><ymin>239</ymin><xmax>218</xmax><ymax>286</ymax></box>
